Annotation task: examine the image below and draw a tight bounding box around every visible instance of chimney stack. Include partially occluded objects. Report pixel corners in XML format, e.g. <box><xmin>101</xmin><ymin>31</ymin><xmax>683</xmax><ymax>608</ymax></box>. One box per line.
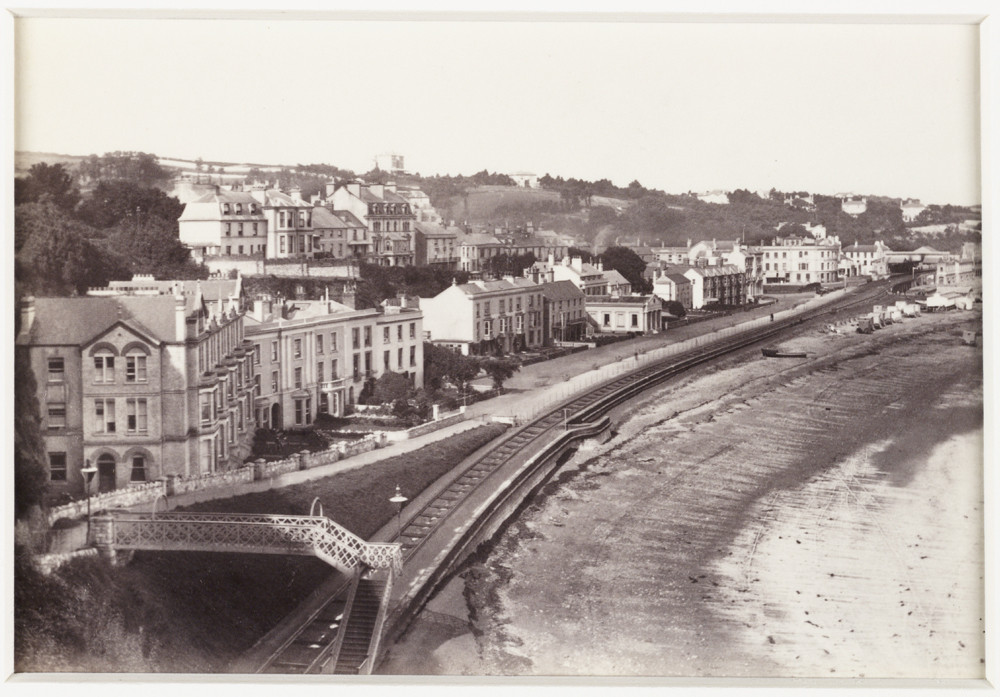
<box><xmin>175</xmin><ymin>295</ymin><xmax>187</xmax><ymax>340</ymax></box>
<box><xmin>20</xmin><ymin>296</ymin><xmax>36</xmax><ymax>335</ymax></box>
<box><xmin>341</xmin><ymin>283</ymin><xmax>356</xmax><ymax>309</ymax></box>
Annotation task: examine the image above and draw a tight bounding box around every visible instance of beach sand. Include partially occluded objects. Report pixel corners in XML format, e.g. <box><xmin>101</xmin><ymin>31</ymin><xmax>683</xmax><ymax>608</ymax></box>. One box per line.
<box><xmin>378</xmin><ymin>308</ymin><xmax>984</xmax><ymax>678</ymax></box>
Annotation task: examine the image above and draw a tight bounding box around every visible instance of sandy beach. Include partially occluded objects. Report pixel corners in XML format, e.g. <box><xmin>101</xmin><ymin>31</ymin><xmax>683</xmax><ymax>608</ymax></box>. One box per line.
<box><xmin>378</xmin><ymin>307</ymin><xmax>984</xmax><ymax>678</ymax></box>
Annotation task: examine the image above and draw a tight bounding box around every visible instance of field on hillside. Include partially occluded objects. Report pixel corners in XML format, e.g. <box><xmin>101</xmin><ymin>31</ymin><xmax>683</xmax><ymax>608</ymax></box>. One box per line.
<box><xmin>15</xmin><ymin>151</ymin><xmax>85</xmax><ymax>177</ymax></box>
<box><xmin>440</xmin><ymin>186</ymin><xmax>561</xmax><ymax>223</ymax></box>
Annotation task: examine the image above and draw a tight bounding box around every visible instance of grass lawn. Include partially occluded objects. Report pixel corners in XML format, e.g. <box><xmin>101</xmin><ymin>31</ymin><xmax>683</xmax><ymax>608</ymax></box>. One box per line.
<box><xmin>15</xmin><ymin>423</ymin><xmax>508</xmax><ymax>673</ymax></box>
<box><xmin>183</xmin><ymin>421</ymin><xmax>508</xmax><ymax>538</ymax></box>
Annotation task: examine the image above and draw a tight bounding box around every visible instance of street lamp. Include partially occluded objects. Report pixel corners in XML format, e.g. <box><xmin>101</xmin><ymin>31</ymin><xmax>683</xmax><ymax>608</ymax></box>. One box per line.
<box><xmin>81</xmin><ymin>461</ymin><xmax>98</xmax><ymax>542</ymax></box>
<box><xmin>389</xmin><ymin>485</ymin><xmax>408</xmax><ymax>539</ymax></box>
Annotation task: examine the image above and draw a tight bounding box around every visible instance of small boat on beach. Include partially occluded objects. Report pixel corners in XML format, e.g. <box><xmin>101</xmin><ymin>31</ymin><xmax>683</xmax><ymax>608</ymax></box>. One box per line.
<box><xmin>761</xmin><ymin>347</ymin><xmax>808</xmax><ymax>358</ymax></box>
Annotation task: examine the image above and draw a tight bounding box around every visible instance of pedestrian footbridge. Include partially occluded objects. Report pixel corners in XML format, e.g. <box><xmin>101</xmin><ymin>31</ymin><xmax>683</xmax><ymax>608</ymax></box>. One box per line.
<box><xmin>89</xmin><ymin>510</ymin><xmax>402</xmax><ymax>577</ymax></box>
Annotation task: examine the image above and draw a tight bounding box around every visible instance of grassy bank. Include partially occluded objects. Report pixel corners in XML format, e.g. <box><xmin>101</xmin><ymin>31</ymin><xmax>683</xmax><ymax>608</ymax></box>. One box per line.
<box><xmin>15</xmin><ymin>422</ymin><xmax>508</xmax><ymax>673</ymax></box>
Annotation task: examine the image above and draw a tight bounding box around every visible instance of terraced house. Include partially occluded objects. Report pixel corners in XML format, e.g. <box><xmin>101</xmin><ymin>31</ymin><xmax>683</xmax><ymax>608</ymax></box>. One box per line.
<box><xmin>759</xmin><ymin>234</ymin><xmax>841</xmax><ymax>286</ymax></box>
<box><xmin>16</xmin><ymin>277</ymin><xmax>256</xmax><ymax>497</ymax></box>
<box><xmin>324</xmin><ymin>180</ymin><xmax>416</xmax><ymax>266</ymax></box>
<box><xmin>178</xmin><ymin>189</ymin><xmax>268</xmax><ymax>261</ymax></box>
<box><xmin>244</xmin><ymin>294</ymin><xmax>424</xmax><ymax>428</ymax></box>
<box><xmin>420</xmin><ymin>278</ymin><xmax>545</xmax><ymax>355</ymax></box>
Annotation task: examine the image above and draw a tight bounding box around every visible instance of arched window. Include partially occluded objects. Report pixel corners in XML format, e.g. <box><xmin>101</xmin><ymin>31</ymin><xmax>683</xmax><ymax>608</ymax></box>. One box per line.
<box><xmin>123</xmin><ymin>343</ymin><xmax>150</xmax><ymax>383</ymax></box>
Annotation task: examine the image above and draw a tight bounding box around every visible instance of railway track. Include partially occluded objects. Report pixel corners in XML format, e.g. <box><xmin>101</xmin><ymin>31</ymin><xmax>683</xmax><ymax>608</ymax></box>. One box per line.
<box><xmin>252</xmin><ymin>282</ymin><xmax>891</xmax><ymax>674</ymax></box>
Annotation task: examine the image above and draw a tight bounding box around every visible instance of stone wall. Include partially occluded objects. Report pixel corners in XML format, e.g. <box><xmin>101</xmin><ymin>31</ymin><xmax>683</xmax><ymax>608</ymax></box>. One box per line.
<box><xmin>390</xmin><ymin>412</ymin><xmax>466</xmax><ymax>441</ymax></box>
<box><xmin>204</xmin><ymin>257</ymin><xmax>266</xmax><ymax>277</ymax></box>
<box><xmin>48</xmin><ymin>480</ymin><xmax>166</xmax><ymax>525</ymax></box>
<box><xmin>263</xmin><ymin>261</ymin><xmax>360</xmax><ymax>279</ymax></box>
<box><xmin>34</xmin><ymin>548</ymin><xmax>100</xmax><ymax>576</ymax></box>
<box><xmin>171</xmin><ymin>467</ymin><xmax>256</xmax><ymax>496</ymax></box>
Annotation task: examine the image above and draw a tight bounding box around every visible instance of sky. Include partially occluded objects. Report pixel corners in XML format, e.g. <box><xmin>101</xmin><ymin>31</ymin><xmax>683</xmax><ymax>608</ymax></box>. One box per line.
<box><xmin>14</xmin><ymin>15</ymin><xmax>983</xmax><ymax>206</ymax></box>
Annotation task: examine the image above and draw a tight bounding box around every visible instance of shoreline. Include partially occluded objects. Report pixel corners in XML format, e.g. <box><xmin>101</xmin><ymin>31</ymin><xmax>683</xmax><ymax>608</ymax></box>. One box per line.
<box><xmin>377</xmin><ymin>308</ymin><xmax>984</xmax><ymax>678</ymax></box>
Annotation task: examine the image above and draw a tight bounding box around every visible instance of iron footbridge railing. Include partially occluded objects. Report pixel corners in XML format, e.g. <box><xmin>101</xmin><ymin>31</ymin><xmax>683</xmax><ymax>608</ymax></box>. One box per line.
<box><xmin>93</xmin><ymin>512</ymin><xmax>402</xmax><ymax>577</ymax></box>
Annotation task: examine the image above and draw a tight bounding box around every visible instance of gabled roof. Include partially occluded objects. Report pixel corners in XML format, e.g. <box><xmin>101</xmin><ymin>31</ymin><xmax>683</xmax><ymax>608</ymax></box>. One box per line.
<box><xmin>312</xmin><ymin>206</ymin><xmax>354</xmax><ymax>229</ymax></box>
<box><xmin>541</xmin><ymin>280</ymin><xmax>585</xmax><ymax>301</ymax></box>
<box><xmin>17</xmin><ymin>296</ymin><xmax>182</xmax><ymax>346</ymax></box>
<box><xmin>263</xmin><ymin>190</ymin><xmax>312</xmax><ymax>209</ymax></box>
<box><xmin>603</xmin><ymin>269</ymin><xmax>630</xmax><ymax>286</ymax></box>
<box><xmin>655</xmin><ymin>273</ymin><xmax>693</xmax><ymax>286</ymax></box>
<box><xmin>331</xmin><ymin>209</ymin><xmax>366</xmax><ymax>228</ymax></box>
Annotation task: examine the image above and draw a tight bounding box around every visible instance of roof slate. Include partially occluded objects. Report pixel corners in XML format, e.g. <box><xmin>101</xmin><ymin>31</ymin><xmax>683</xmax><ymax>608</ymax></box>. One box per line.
<box><xmin>541</xmin><ymin>280</ymin><xmax>585</xmax><ymax>301</ymax></box>
<box><xmin>18</xmin><ymin>296</ymin><xmax>180</xmax><ymax>346</ymax></box>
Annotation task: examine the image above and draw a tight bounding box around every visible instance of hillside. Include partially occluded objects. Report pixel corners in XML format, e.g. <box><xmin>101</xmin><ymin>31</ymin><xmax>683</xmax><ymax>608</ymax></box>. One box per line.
<box><xmin>15</xmin><ymin>151</ymin><xmax>86</xmax><ymax>178</ymax></box>
<box><xmin>16</xmin><ymin>151</ymin><xmax>979</xmax><ymax>253</ymax></box>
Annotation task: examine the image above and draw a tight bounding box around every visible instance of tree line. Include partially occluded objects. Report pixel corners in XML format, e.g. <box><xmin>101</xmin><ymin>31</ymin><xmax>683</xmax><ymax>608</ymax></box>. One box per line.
<box><xmin>15</xmin><ymin>159</ymin><xmax>207</xmax><ymax>299</ymax></box>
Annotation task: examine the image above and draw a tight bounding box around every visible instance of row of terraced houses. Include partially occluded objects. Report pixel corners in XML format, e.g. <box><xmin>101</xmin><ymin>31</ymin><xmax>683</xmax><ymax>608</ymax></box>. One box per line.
<box><xmin>16</xmin><ymin>275</ymin><xmax>425</xmax><ymax>499</ymax></box>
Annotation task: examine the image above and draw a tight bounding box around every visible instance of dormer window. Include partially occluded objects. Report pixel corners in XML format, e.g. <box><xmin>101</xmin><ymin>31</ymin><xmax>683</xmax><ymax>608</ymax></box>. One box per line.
<box><xmin>235</xmin><ymin>203</ymin><xmax>243</xmax><ymax>214</ymax></box>
<box><xmin>222</xmin><ymin>203</ymin><xmax>231</xmax><ymax>215</ymax></box>
<box><xmin>250</xmin><ymin>203</ymin><xmax>259</xmax><ymax>214</ymax></box>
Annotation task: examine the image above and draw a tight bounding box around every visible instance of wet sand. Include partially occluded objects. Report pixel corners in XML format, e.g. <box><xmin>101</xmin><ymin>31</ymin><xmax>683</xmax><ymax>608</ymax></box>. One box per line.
<box><xmin>378</xmin><ymin>309</ymin><xmax>984</xmax><ymax>678</ymax></box>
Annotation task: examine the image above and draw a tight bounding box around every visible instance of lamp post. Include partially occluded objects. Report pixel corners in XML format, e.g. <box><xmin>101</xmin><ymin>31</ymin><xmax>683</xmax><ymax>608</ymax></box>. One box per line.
<box><xmin>389</xmin><ymin>485</ymin><xmax>408</xmax><ymax>539</ymax></box>
<box><xmin>81</xmin><ymin>462</ymin><xmax>98</xmax><ymax>542</ymax></box>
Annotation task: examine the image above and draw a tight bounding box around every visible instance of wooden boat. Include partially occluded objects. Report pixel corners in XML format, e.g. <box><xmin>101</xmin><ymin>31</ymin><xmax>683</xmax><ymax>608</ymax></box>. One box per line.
<box><xmin>761</xmin><ymin>348</ymin><xmax>808</xmax><ymax>358</ymax></box>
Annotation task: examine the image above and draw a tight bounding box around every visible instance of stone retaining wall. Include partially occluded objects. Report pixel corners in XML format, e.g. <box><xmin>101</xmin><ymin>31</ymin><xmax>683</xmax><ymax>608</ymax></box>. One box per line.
<box><xmin>34</xmin><ymin>548</ymin><xmax>99</xmax><ymax>576</ymax></box>
<box><xmin>171</xmin><ymin>467</ymin><xmax>256</xmax><ymax>496</ymax></box>
<box><xmin>384</xmin><ymin>412</ymin><xmax>466</xmax><ymax>443</ymax></box>
<box><xmin>48</xmin><ymin>480</ymin><xmax>166</xmax><ymax>525</ymax></box>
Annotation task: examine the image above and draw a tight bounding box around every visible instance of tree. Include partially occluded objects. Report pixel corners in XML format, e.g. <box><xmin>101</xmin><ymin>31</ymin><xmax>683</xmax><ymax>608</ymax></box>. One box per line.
<box><xmin>76</xmin><ymin>151</ymin><xmax>171</xmax><ymax>188</ymax></box>
<box><xmin>626</xmin><ymin>179</ymin><xmax>647</xmax><ymax>198</ymax></box>
<box><xmin>598</xmin><ymin>246</ymin><xmax>649</xmax><ymax>293</ymax></box>
<box><xmin>102</xmin><ymin>216</ymin><xmax>205</xmax><ymax>279</ymax></box>
<box><xmin>14</xmin><ymin>162</ymin><xmax>80</xmax><ymax>211</ymax></box>
<box><xmin>16</xmin><ymin>202</ymin><xmax>126</xmax><ymax>295</ymax></box>
<box><xmin>588</xmin><ymin>206</ymin><xmax>618</xmax><ymax>229</ymax></box>
<box><xmin>663</xmin><ymin>300</ymin><xmax>686</xmax><ymax>318</ymax></box>
<box><xmin>14</xmin><ymin>346</ymin><xmax>49</xmax><ymax>519</ymax></box>
<box><xmin>482</xmin><ymin>253</ymin><xmax>536</xmax><ymax>279</ymax></box>
<box><xmin>778</xmin><ymin>222</ymin><xmax>810</xmax><ymax>238</ymax></box>
<box><xmin>76</xmin><ymin>180</ymin><xmax>185</xmax><ymax>230</ymax></box>
<box><xmin>619</xmin><ymin>194</ymin><xmax>685</xmax><ymax>239</ymax></box>
<box><xmin>373</xmin><ymin>372</ymin><xmax>414</xmax><ymax>404</ymax></box>
<box><xmin>480</xmin><ymin>357</ymin><xmax>520</xmax><ymax>391</ymax></box>
<box><xmin>423</xmin><ymin>343</ymin><xmax>481</xmax><ymax>394</ymax></box>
